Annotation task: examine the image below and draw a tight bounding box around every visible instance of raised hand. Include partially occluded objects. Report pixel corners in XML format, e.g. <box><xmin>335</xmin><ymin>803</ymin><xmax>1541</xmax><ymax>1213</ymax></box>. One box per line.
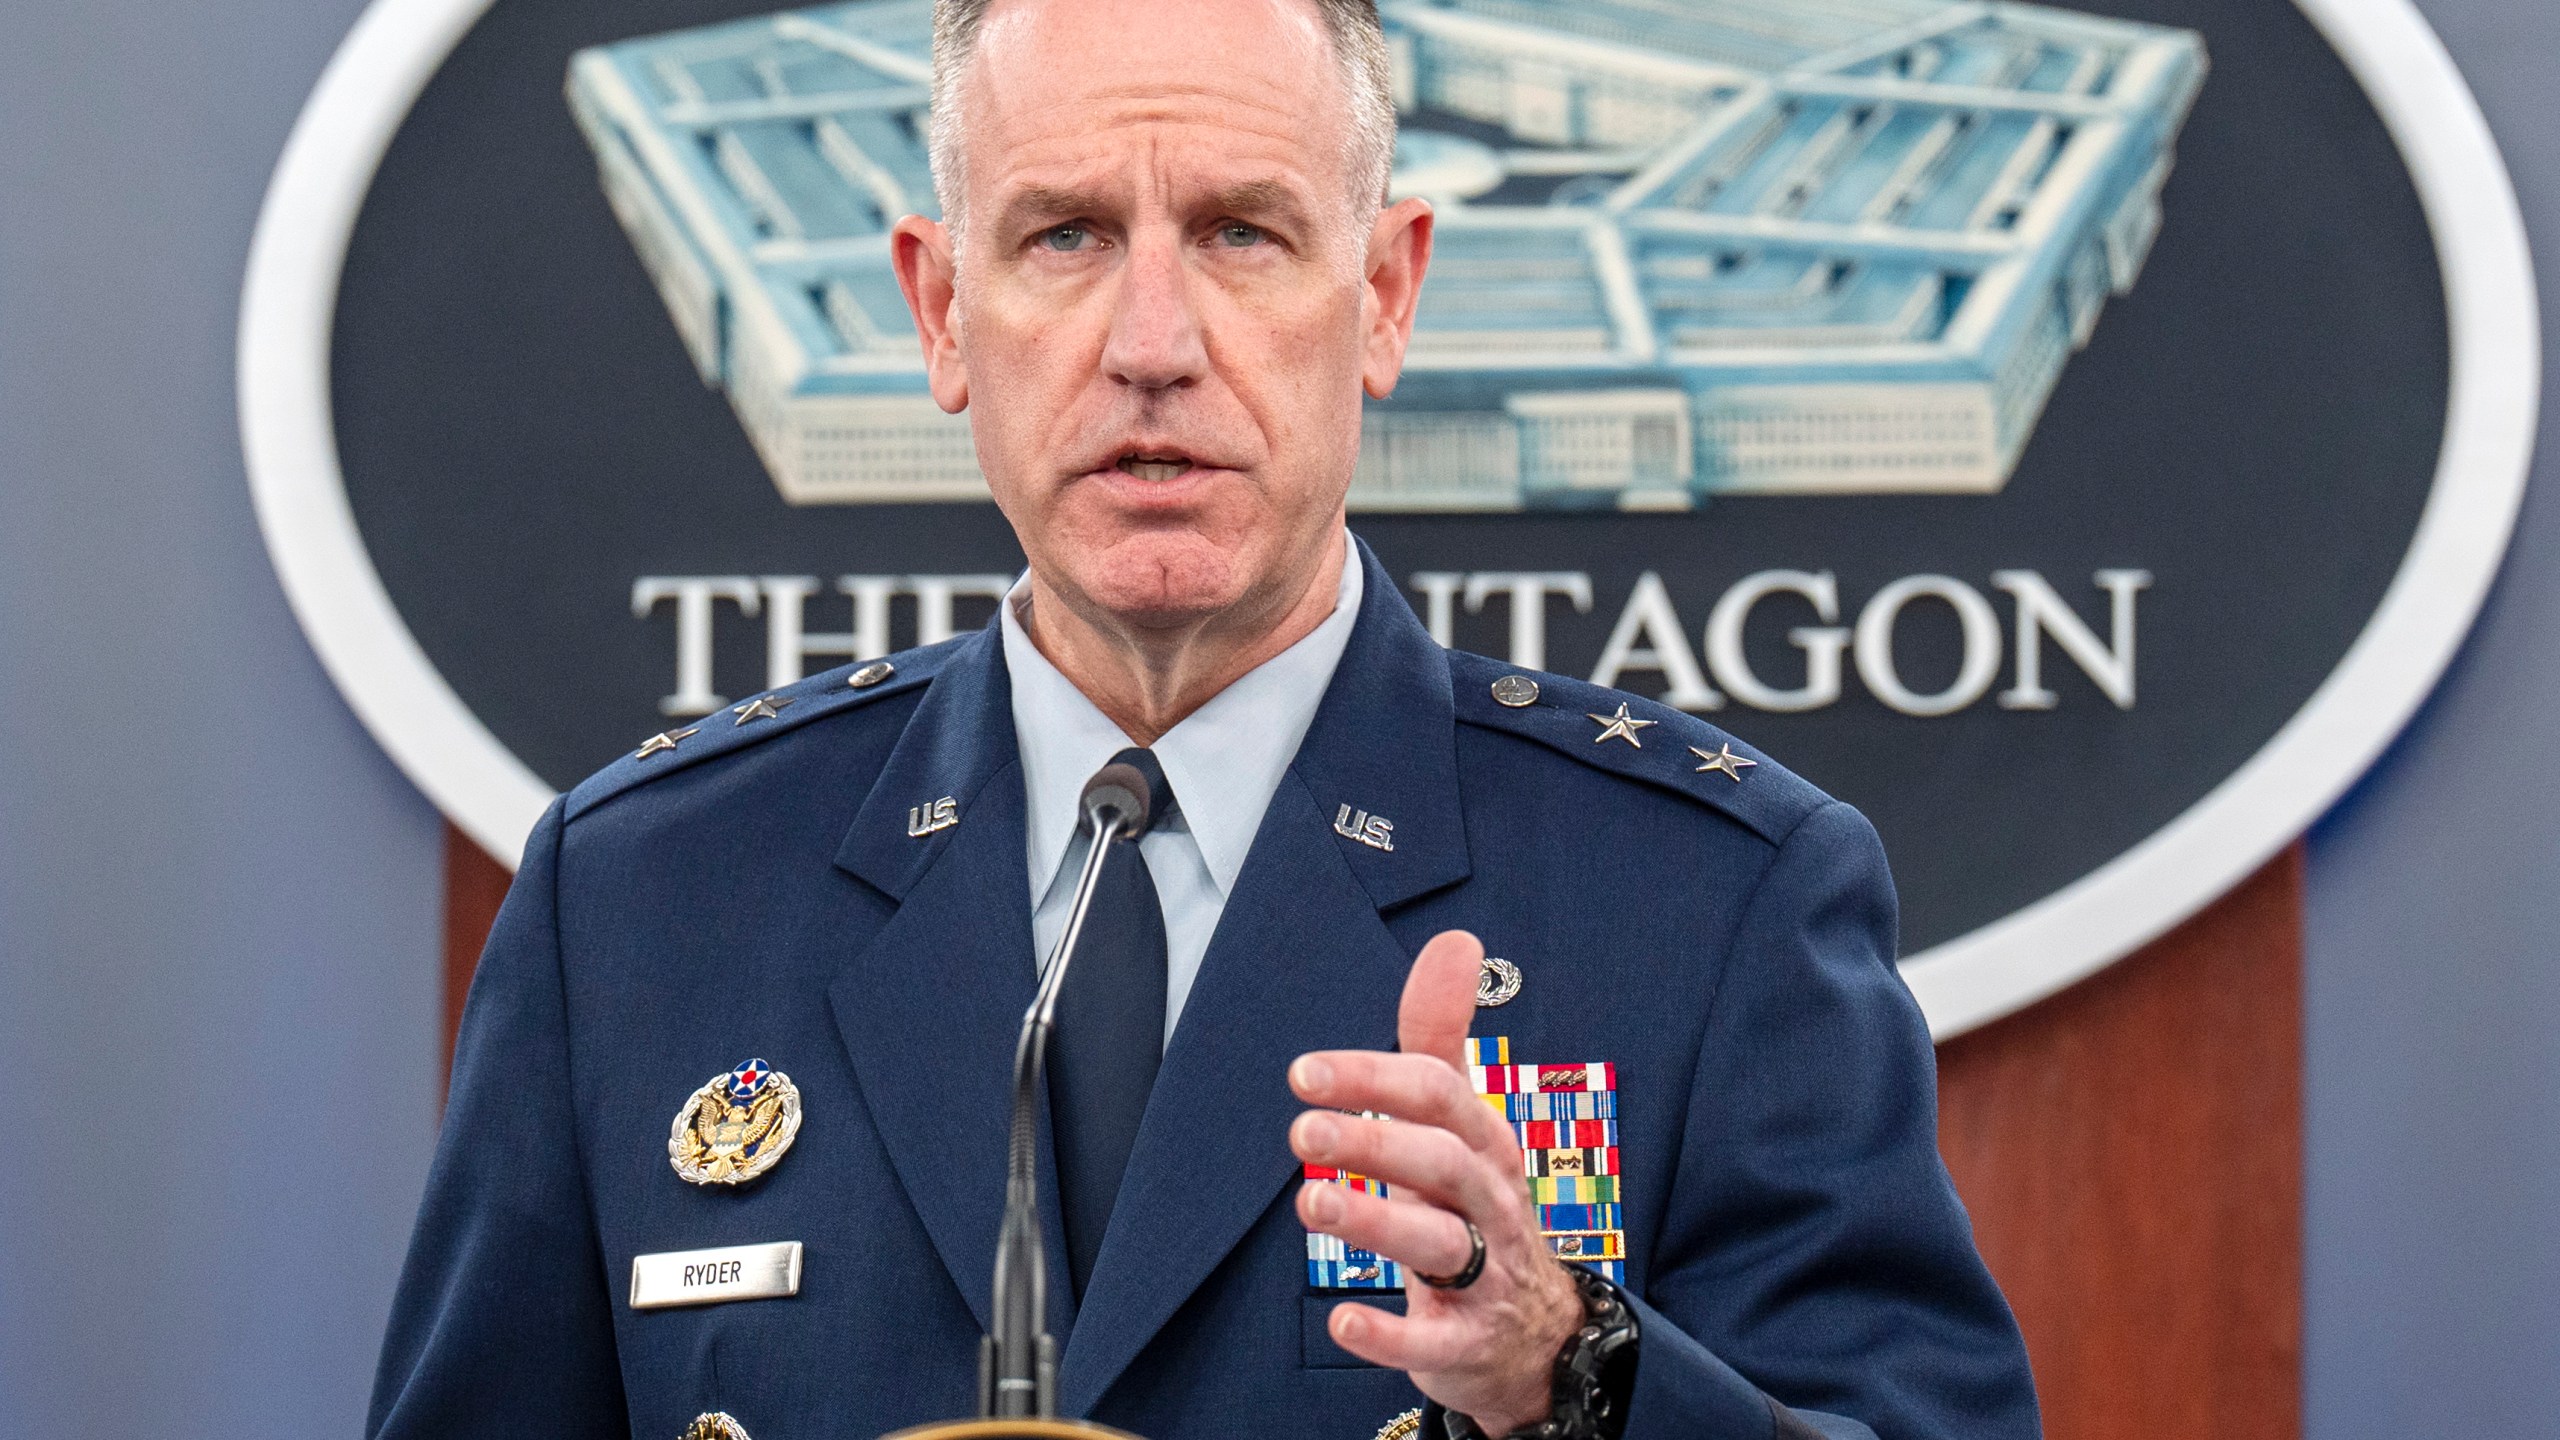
<box><xmin>1289</xmin><ymin>930</ymin><xmax>1582</xmax><ymax>1434</ymax></box>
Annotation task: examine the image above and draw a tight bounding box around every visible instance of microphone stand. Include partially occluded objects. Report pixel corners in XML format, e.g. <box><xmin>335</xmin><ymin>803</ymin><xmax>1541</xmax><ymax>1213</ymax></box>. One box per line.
<box><xmin>882</xmin><ymin>763</ymin><xmax>1153</xmax><ymax>1440</ymax></box>
<box><xmin>982</xmin><ymin>800</ymin><xmax>1127</xmax><ymax>1419</ymax></box>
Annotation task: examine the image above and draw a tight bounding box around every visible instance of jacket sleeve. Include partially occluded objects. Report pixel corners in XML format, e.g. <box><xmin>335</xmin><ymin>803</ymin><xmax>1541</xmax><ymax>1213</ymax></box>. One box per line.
<box><xmin>368</xmin><ymin>799</ymin><xmax>631</xmax><ymax>1438</ymax></box>
<box><xmin>1619</xmin><ymin>799</ymin><xmax>2041</xmax><ymax>1440</ymax></box>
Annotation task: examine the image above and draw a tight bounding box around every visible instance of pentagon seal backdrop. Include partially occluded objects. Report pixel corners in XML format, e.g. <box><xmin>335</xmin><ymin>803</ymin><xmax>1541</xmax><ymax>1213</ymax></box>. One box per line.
<box><xmin>242</xmin><ymin>0</ymin><xmax>2536</xmax><ymax>1034</ymax></box>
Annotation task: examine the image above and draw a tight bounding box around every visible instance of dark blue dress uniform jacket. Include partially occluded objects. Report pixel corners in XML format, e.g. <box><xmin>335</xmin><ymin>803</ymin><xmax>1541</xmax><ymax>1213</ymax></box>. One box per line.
<box><xmin>369</xmin><ymin>539</ymin><xmax>2040</xmax><ymax>1440</ymax></box>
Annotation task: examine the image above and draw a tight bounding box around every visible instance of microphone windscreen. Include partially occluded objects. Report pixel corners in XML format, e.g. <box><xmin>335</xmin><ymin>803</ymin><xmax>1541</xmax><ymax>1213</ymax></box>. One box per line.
<box><xmin>1080</xmin><ymin>761</ymin><xmax>1155</xmax><ymax>840</ymax></box>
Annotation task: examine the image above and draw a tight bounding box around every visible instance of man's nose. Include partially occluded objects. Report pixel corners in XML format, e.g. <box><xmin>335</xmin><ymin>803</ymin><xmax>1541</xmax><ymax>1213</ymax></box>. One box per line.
<box><xmin>1100</xmin><ymin>230</ymin><xmax>1210</xmax><ymax>393</ymax></box>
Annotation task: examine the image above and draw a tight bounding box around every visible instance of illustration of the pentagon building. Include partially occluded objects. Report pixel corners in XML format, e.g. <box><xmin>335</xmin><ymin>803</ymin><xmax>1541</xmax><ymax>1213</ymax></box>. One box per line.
<box><xmin>567</xmin><ymin>0</ymin><xmax>2204</xmax><ymax>509</ymax></box>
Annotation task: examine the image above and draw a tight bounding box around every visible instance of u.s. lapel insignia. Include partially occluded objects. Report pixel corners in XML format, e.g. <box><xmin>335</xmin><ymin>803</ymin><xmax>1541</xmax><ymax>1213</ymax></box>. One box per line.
<box><xmin>669</xmin><ymin>1059</ymin><xmax>803</xmax><ymax>1186</ymax></box>
<box><xmin>1475</xmin><ymin>956</ymin><xmax>1522</xmax><ymax>1007</ymax></box>
<box><xmin>680</xmin><ymin>1414</ymin><xmax>753</xmax><ymax>1440</ymax></box>
<box><xmin>1375</xmin><ymin>1409</ymin><xmax>1423</xmax><ymax>1440</ymax></box>
<box><xmin>1333</xmin><ymin>804</ymin><xmax>1395</xmax><ymax>852</ymax></box>
<box><xmin>907</xmin><ymin>796</ymin><xmax>958</xmax><ymax>837</ymax></box>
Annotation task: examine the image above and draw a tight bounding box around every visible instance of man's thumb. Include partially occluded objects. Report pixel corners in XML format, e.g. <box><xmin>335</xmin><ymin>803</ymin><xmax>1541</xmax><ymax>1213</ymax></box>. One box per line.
<box><xmin>1399</xmin><ymin>929</ymin><xmax>1484</xmax><ymax>1070</ymax></box>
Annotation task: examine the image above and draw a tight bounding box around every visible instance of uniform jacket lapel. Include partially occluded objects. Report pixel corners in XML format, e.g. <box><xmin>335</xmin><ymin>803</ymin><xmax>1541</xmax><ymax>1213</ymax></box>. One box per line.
<box><xmin>829</xmin><ymin>627</ymin><xmax>1076</xmax><ymax>1342</ymax></box>
<box><xmin>1058</xmin><ymin>538</ymin><xmax>1474</xmax><ymax>1413</ymax></box>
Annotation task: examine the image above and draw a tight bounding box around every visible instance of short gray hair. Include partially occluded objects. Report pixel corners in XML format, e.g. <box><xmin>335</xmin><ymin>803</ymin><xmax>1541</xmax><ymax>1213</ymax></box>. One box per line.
<box><xmin>927</xmin><ymin>0</ymin><xmax>1398</xmax><ymax>240</ymax></box>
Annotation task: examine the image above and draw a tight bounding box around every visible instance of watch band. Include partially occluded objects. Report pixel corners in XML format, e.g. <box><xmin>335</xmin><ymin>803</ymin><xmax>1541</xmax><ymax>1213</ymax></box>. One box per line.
<box><xmin>1428</xmin><ymin>1265</ymin><xmax>1641</xmax><ymax>1440</ymax></box>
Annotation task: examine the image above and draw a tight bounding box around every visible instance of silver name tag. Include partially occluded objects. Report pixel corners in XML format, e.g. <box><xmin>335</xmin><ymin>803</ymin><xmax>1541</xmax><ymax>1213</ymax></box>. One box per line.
<box><xmin>629</xmin><ymin>1240</ymin><xmax>803</xmax><ymax>1310</ymax></box>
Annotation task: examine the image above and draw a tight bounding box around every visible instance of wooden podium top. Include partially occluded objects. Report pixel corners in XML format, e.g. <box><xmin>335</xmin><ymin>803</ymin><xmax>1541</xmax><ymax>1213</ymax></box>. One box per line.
<box><xmin>878</xmin><ymin>1421</ymin><xmax>1142</xmax><ymax>1440</ymax></box>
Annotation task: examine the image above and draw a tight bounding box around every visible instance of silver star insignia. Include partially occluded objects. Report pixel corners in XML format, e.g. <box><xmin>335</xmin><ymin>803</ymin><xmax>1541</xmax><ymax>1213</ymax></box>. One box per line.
<box><xmin>1691</xmin><ymin>743</ymin><xmax>1757</xmax><ymax>781</ymax></box>
<box><xmin>1587</xmin><ymin>702</ymin><xmax>1658</xmax><ymax>748</ymax></box>
<box><xmin>636</xmin><ymin>726</ymin><xmax>699</xmax><ymax>759</ymax></box>
<box><xmin>731</xmin><ymin>694</ymin><xmax>794</xmax><ymax>726</ymax></box>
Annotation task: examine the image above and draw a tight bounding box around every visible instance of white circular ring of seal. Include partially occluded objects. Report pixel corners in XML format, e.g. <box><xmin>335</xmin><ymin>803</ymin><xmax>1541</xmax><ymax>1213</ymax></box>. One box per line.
<box><xmin>239</xmin><ymin>0</ymin><xmax>2539</xmax><ymax>1039</ymax></box>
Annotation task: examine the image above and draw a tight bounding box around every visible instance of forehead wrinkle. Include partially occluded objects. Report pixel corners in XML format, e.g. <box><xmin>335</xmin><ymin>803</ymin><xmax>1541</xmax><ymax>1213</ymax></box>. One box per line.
<box><xmin>989</xmin><ymin>87</ymin><xmax>1328</xmax><ymax>162</ymax></box>
<box><xmin>968</xmin><ymin>5</ymin><xmax>1331</xmax><ymax>109</ymax></box>
<box><xmin>943</xmin><ymin>0</ymin><xmax>1385</xmax><ymax>249</ymax></box>
<box><xmin>986</xmin><ymin>122</ymin><xmax>1328</xmax><ymax>220</ymax></box>
<box><xmin>966</xmin><ymin>46</ymin><xmax>1354</xmax><ymax>170</ymax></box>
<box><xmin>971</xmin><ymin>0</ymin><xmax>1338</xmax><ymax>105</ymax></box>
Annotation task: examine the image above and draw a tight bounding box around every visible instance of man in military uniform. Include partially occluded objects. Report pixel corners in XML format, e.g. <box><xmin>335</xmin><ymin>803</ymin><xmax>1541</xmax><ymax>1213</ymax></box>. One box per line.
<box><xmin>370</xmin><ymin>0</ymin><xmax>2040</xmax><ymax>1436</ymax></box>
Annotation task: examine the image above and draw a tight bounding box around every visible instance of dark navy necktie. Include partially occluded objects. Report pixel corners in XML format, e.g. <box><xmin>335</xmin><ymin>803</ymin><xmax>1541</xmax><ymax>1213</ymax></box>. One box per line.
<box><xmin>1049</xmin><ymin>746</ymin><xmax>1176</xmax><ymax>1303</ymax></box>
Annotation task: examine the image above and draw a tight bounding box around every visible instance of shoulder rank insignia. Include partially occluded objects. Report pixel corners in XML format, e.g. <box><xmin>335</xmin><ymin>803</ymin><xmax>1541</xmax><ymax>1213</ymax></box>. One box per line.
<box><xmin>670</xmin><ymin>1059</ymin><xmax>803</xmax><ymax>1186</ymax></box>
<box><xmin>636</xmin><ymin>726</ymin><xmax>699</xmax><ymax>759</ymax></box>
<box><xmin>1305</xmin><ymin>1038</ymin><xmax>1625</xmax><ymax>1288</ymax></box>
<box><xmin>1586</xmin><ymin>702</ymin><xmax>1656</xmax><ymax>747</ymax></box>
<box><xmin>1690</xmin><ymin>743</ymin><xmax>1756</xmax><ymax>781</ymax></box>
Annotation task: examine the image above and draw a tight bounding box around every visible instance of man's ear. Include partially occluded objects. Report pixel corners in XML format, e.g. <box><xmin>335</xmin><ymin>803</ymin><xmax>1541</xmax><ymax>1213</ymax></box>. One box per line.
<box><xmin>891</xmin><ymin>213</ymin><xmax>970</xmax><ymax>413</ymax></box>
<box><xmin>1360</xmin><ymin>197</ymin><xmax>1435</xmax><ymax>401</ymax></box>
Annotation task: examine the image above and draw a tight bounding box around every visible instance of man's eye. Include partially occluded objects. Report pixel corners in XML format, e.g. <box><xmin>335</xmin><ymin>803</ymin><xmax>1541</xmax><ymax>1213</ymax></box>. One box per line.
<box><xmin>1039</xmin><ymin>225</ymin><xmax>1091</xmax><ymax>252</ymax></box>
<box><xmin>1215</xmin><ymin>223</ymin><xmax>1266</xmax><ymax>248</ymax></box>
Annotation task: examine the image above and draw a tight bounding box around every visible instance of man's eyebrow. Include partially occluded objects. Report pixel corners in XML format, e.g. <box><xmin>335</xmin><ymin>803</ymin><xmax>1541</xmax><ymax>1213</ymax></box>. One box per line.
<box><xmin>993</xmin><ymin>185</ymin><xmax>1111</xmax><ymax>234</ymax></box>
<box><xmin>1207</xmin><ymin>179</ymin><xmax>1310</xmax><ymax>227</ymax></box>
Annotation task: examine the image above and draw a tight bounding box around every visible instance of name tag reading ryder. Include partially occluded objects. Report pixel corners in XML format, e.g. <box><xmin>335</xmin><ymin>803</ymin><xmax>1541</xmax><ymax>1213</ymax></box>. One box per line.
<box><xmin>629</xmin><ymin>1241</ymin><xmax>803</xmax><ymax>1310</ymax></box>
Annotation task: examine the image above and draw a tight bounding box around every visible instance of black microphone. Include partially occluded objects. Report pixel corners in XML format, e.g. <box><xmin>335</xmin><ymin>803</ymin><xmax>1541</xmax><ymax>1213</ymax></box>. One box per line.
<box><xmin>979</xmin><ymin>759</ymin><xmax>1160</xmax><ymax>1420</ymax></box>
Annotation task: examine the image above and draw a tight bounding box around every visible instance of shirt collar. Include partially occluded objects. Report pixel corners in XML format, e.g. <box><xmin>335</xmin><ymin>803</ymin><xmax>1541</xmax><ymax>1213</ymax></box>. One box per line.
<box><xmin>1001</xmin><ymin>534</ymin><xmax>1364</xmax><ymax>902</ymax></box>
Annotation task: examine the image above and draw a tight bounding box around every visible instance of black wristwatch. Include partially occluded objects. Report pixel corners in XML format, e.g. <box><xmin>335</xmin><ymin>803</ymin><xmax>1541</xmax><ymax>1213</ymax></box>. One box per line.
<box><xmin>1426</xmin><ymin>1265</ymin><xmax>1641</xmax><ymax>1440</ymax></box>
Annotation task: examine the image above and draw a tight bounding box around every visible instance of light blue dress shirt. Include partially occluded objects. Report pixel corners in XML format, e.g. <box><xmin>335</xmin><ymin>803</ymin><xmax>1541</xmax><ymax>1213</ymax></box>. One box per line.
<box><xmin>1001</xmin><ymin>539</ymin><xmax>1363</xmax><ymax>1047</ymax></box>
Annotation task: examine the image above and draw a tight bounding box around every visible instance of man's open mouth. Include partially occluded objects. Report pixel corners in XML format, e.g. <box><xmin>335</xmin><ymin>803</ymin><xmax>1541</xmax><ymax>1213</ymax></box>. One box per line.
<box><xmin>1116</xmin><ymin>453</ymin><xmax>1195</xmax><ymax>481</ymax></box>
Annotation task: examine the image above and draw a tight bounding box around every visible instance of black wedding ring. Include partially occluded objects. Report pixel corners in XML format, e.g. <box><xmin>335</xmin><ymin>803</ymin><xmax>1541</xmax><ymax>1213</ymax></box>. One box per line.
<box><xmin>1415</xmin><ymin>1221</ymin><xmax>1486</xmax><ymax>1290</ymax></box>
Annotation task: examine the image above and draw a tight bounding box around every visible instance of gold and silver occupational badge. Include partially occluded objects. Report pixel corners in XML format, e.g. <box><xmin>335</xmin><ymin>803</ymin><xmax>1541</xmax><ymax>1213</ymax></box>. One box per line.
<box><xmin>669</xmin><ymin>1058</ymin><xmax>803</xmax><ymax>1186</ymax></box>
<box><xmin>1374</xmin><ymin>1408</ymin><xmax>1423</xmax><ymax>1440</ymax></box>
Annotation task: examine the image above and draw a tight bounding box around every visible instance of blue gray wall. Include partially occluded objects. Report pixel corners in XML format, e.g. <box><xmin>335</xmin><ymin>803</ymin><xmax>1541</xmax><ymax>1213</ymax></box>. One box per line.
<box><xmin>0</xmin><ymin>0</ymin><xmax>2549</xmax><ymax>1433</ymax></box>
<box><xmin>0</xmin><ymin>0</ymin><xmax>441</xmax><ymax>1431</ymax></box>
<box><xmin>2299</xmin><ymin>2</ymin><xmax>2560</xmax><ymax>1433</ymax></box>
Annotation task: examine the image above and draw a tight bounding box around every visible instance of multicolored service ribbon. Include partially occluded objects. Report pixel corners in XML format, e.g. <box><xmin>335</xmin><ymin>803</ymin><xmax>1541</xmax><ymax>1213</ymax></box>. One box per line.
<box><xmin>1305</xmin><ymin>1037</ymin><xmax>1627</xmax><ymax>1287</ymax></box>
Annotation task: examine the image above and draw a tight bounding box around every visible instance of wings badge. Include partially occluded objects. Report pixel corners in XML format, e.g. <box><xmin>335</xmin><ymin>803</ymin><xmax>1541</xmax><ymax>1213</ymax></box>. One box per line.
<box><xmin>669</xmin><ymin>1058</ymin><xmax>804</xmax><ymax>1187</ymax></box>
